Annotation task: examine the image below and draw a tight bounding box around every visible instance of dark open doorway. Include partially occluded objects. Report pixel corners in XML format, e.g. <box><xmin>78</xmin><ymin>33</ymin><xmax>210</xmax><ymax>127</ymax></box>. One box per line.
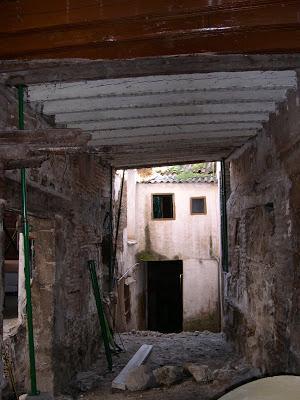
<box><xmin>147</xmin><ymin>260</ymin><xmax>183</xmax><ymax>333</ymax></box>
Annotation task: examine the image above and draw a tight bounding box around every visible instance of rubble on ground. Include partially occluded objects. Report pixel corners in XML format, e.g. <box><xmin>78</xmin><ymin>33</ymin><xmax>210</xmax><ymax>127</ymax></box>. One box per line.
<box><xmin>125</xmin><ymin>365</ymin><xmax>156</xmax><ymax>391</ymax></box>
<box><xmin>66</xmin><ymin>330</ymin><xmax>261</xmax><ymax>399</ymax></box>
<box><xmin>71</xmin><ymin>371</ymin><xmax>103</xmax><ymax>392</ymax></box>
<box><xmin>153</xmin><ymin>366</ymin><xmax>185</xmax><ymax>386</ymax></box>
<box><xmin>184</xmin><ymin>364</ymin><xmax>214</xmax><ymax>384</ymax></box>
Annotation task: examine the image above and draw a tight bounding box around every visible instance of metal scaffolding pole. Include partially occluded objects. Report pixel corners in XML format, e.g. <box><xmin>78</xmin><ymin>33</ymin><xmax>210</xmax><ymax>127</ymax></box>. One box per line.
<box><xmin>88</xmin><ymin>260</ymin><xmax>112</xmax><ymax>371</ymax></box>
<box><xmin>220</xmin><ymin>159</ymin><xmax>229</xmax><ymax>272</ymax></box>
<box><xmin>109</xmin><ymin>166</ymin><xmax>114</xmax><ymax>291</ymax></box>
<box><xmin>17</xmin><ymin>84</ymin><xmax>39</xmax><ymax>395</ymax></box>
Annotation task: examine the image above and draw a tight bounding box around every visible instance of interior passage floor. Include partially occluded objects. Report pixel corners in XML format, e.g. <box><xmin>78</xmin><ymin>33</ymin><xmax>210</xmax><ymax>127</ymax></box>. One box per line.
<box><xmin>69</xmin><ymin>331</ymin><xmax>259</xmax><ymax>400</ymax></box>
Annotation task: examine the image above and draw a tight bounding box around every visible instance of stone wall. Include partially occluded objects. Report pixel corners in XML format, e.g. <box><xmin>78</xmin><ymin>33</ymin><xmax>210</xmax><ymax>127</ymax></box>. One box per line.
<box><xmin>0</xmin><ymin>85</ymin><xmax>112</xmax><ymax>394</ymax></box>
<box><xmin>51</xmin><ymin>155</ymin><xmax>111</xmax><ymax>393</ymax></box>
<box><xmin>225</xmin><ymin>83</ymin><xmax>300</xmax><ymax>374</ymax></box>
<box><xmin>0</xmin><ymin>168</ymin><xmax>5</xmax><ymax>398</ymax></box>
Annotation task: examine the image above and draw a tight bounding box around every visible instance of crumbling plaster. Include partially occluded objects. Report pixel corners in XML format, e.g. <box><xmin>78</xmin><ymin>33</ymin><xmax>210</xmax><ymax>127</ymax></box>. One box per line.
<box><xmin>225</xmin><ymin>83</ymin><xmax>300</xmax><ymax>374</ymax></box>
<box><xmin>0</xmin><ymin>84</ymin><xmax>112</xmax><ymax>395</ymax></box>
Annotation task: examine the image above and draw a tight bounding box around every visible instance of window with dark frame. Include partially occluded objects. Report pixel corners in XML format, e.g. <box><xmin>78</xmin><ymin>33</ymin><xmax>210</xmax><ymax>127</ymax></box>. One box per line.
<box><xmin>191</xmin><ymin>197</ymin><xmax>206</xmax><ymax>215</ymax></box>
<box><xmin>152</xmin><ymin>194</ymin><xmax>174</xmax><ymax>219</ymax></box>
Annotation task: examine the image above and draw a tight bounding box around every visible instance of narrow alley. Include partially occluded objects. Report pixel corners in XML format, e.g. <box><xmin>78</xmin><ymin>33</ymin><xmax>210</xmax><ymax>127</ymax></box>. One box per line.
<box><xmin>1</xmin><ymin>2</ymin><xmax>300</xmax><ymax>400</ymax></box>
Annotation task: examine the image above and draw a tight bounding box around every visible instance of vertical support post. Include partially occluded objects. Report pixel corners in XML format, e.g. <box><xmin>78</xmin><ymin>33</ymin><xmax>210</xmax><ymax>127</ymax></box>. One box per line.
<box><xmin>109</xmin><ymin>166</ymin><xmax>114</xmax><ymax>291</ymax></box>
<box><xmin>88</xmin><ymin>260</ymin><xmax>112</xmax><ymax>371</ymax></box>
<box><xmin>18</xmin><ymin>84</ymin><xmax>38</xmax><ymax>395</ymax></box>
<box><xmin>112</xmin><ymin>170</ymin><xmax>125</xmax><ymax>289</ymax></box>
<box><xmin>220</xmin><ymin>159</ymin><xmax>229</xmax><ymax>272</ymax></box>
<box><xmin>0</xmin><ymin>165</ymin><xmax>5</xmax><ymax>400</ymax></box>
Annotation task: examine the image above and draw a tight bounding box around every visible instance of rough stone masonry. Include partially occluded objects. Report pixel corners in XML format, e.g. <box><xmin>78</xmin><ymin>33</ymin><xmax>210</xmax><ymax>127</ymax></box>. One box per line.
<box><xmin>225</xmin><ymin>78</ymin><xmax>300</xmax><ymax>374</ymax></box>
<box><xmin>0</xmin><ymin>84</ymin><xmax>114</xmax><ymax>396</ymax></box>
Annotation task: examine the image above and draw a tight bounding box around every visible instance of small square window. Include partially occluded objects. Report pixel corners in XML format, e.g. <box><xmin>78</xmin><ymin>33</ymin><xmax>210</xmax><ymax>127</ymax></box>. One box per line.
<box><xmin>152</xmin><ymin>194</ymin><xmax>174</xmax><ymax>219</ymax></box>
<box><xmin>191</xmin><ymin>197</ymin><xmax>206</xmax><ymax>215</ymax></box>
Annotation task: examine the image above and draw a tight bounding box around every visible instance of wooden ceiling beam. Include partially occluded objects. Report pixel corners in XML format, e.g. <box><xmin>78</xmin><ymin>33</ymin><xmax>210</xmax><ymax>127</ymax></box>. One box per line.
<box><xmin>3</xmin><ymin>54</ymin><xmax>300</xmax><ymax>86</ymax></box>
<box><xmin>0</xmin><ymin>129</ymin><xmax>90</xmax><ymax>146</ymax></box>
<box><xmin>0</xmin><ymin>128</ymin><xmax>91</xmax><ymax>169</ymax></box>
<box><xmin>0</xmin><ymin>1</ymin><xmax>299</xmax><ymax>61</ymax></box>
<box><xmin>0</xmin><ymin>0</ymin><xmax>296</xmax><ymax>34</ymax></box>
<box><xmin>90</xmin><ymin>134</ymin><xmax>248</xmax><ymax>168</ymax></box>
<box><xmin>1</xmin><ymin>24</ymin><xmax>300</xmax><ymax>61</ymax></box>
<box><xmin>110</xmin><ymin>152</ymin><xmax>228</xmax><ymax>168</ymax></box>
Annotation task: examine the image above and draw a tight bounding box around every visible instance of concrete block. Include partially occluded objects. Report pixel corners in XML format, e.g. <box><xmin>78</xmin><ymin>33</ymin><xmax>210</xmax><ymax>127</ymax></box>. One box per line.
<box><xmin>112</xmin><ymin>344</ymin><xmax>153</xmax><ymax>390</ymax></box>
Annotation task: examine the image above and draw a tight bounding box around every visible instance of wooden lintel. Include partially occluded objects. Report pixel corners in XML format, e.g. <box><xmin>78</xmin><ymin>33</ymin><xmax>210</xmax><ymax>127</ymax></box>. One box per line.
<box><xmin>0</xmin><ymin>129</ymin><xmax>91</xmax><ymax>169</ymax></box>
<box><xmin>2</xmin><ymin>54</ymin><xmax>300</xmax><ymax>85</ymax></box>
<box><xmin>5</xmin><ymin>156</ymin><xmax>48</xmax><ymax>170</ymax></box>
<box><xmin>0</xmin><ymin>129</ymin><xmax>91</xmax><ymax>146</ymax></box>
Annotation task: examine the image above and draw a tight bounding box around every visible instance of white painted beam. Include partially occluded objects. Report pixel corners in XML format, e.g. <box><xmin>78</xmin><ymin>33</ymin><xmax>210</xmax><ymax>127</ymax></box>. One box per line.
<box><xmin>28</xmin><ymin>70</ymin><xmax>296</xmax><ymax>101</ymax></box>
<box><xmin>24</xmin><ymin>69</ymin><xmax>294</xmax><ymax>169</ymax></box>
<box><xmin>89</xmin><ymin>134</ymin><xmax>254</xmax><ymax>146</ymax></box>
<box><xmin>89</xmin><ymin>131</ymin><xmax>255</xmax><ymax>146</ymax></box>
<box><xmin>54</xmin><ymin>104</ymin><xmax>272</xmax><ymax>123</ymax></box>
<box><xmin>69</xmin><ymin>114</ymin><xmax>267</xmax><ymax>130</ymax></box>
<box><xmin>110</xmin><ymin>151</ymin><xmax>234</xmax><ymax>168</ymax></box>
<box><xmin>93</xmin><ymin>138</ymin><xmax>248</xmax><ymax>155</ymax></box>
<box><xmin>78</xmin><ymin>121</ymin><xmax>261</xmax><ymax>133</ymax></box>
<box><xmin>57</xmin><ymin>113</ymin><xmax>269</xmax><ymax>126</ymax></box>
<box><xmin>87</xmin><ymin>122</ymin><xmax>259</xmax><ymax>139</ymax></box>
<box><xmin>35</xmin><ymin>91</ymin><xmax>282</xmax><ymax>114</ymax></box>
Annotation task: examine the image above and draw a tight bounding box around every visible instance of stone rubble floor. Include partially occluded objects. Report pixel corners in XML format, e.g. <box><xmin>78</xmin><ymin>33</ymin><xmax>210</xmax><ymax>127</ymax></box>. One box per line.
<box><xmin>67</xmin><ymin>331</ymin><xmax>260</xmax><ymax>400</ymax></box>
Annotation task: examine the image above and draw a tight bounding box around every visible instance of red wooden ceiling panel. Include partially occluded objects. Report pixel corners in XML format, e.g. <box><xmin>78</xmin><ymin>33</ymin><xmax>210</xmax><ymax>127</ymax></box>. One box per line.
<box><xmin>0</xmin><ymin>0</ymin><xmax>299</xmax><ymax>59</ymax></box>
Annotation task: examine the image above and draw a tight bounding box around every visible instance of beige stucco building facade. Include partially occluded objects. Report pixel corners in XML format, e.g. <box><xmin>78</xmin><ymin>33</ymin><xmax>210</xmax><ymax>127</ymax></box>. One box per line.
<box><xmin>117</xmin><ymin>168</ymin><xmax>221</xmax><ymax>333</ymax></box>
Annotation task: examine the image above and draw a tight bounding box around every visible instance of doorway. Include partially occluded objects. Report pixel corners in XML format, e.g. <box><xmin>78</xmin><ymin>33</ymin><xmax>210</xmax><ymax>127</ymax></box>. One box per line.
<box><xmin>147</xmin><ymin>260</ymin><xmax>183</xmax><ymax>333</ymax></box>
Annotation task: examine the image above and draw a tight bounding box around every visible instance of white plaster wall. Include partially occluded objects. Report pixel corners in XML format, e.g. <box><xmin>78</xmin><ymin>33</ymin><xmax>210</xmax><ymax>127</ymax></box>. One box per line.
<box><xmin>136</xmin><ymin>182</ymin><xmax>220</xmax><ymax>260</ymax></box>
<box><xmin>135</xmin><ymin>182</ymin><xmax>220</xmax><ymax>331</ymax></box>
<box><xmin>115</xmin><ymin>170</ymin><xmax>138</xmax><ymax>277</ymax></box>
<box><xmin>115</xmin><ymin>170</ymin><xmax>146</xmax><ymax>331</ymax></box>
<box><xmin>118</xmin><ymin>178</ymin><xmax>220</xmax><ymax>332</ymax></box>
<box><xmin>118</xmin><ymin>227</ymin><xmax>144</xmax><ymax>331</ymax></box>
<box><xmin>183</xmin><ymin>259</ymin><xmax>219</xmax><ymax>330</ymax></box>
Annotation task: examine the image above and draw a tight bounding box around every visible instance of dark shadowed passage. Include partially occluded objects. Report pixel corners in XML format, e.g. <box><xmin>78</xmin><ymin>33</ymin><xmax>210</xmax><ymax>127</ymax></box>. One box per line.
<box><xmin>147</xmin><ymin>260</ymin><xmax>183</xmax><ymax>333</ymax></box>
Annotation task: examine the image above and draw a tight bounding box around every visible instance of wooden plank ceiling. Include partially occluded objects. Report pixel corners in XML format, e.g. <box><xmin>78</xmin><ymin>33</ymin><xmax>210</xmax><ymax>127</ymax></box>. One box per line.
<box><xmin>1</xmin><ymin>2</ymin><xmax>299</xmax><ymax>168</ymax></box>
<box><xmin>27</xmin><ymin>70</ymin><xmax>297</xmax><ymax>168</ymax></box>
<box><xmin>0</xmin><ymin>0</ymin><xmax>299</xmax><ymax>59</ymax></box>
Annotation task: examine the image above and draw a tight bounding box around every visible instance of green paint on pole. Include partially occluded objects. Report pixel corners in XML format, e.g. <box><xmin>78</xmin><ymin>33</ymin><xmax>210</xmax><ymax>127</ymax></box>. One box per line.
<box><xmin>220</xmin><ymin>159</ymin><xmax>229</xmax><ymax>272</ymax></box>
<box><xmin>88</xmin><ymin>260</ymin><xmax>113</xmax><ymax>370</ymax></box>
<box><xmin>18</xmin><ymin>84</ymin><xmax>39</xmax><ymax>395</ymax></box>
